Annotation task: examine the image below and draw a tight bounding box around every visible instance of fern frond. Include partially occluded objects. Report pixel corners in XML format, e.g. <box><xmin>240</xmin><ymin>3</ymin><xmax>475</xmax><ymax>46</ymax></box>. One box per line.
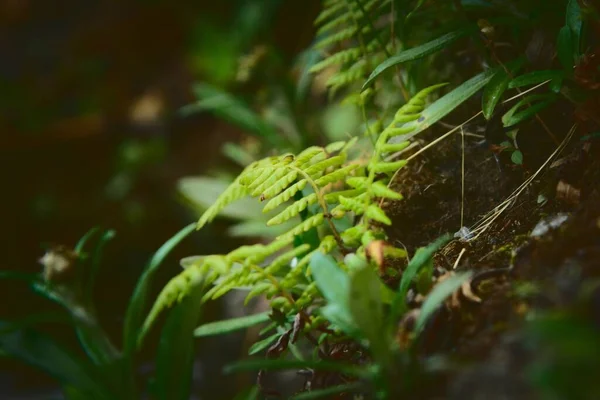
<box><xmin>310</xmin><ymin>47</ymin><xmax>363</xmax><ymax>73</ymax></box>
<box><xmin>259</xmin><ymin>171</ymin><xmax>298</xmax><ymax>200</ymax></box>
<box><xmin>267</xmin><ymin>193</ymin><xmax>318</xmax><ymax>226</ymax></box>
<box><xmin>305</xmin><ymin>154</ymin><xmax>346</xmax><ymax>176</ymax></box>
<box><xmin>314</xmin><ymin>164</ymin><xmax>360</xmax><ymax>186</ymax></box>
<box><xmin>365</xmin><ymin>205</ymin><xmax>392</xmax><ymax>225</ymax></box>
<box><xmin>339</xmin><ymin>194</ymin><xmax>368</xmax><ymax>214</ymax></box>
<box><xmin>371</xmin><ymin>181</ymin><xmax>403</xmax><ymax>200</ymax></box>
<box><xmin>264</xmin><ymin>244</ymin><xmax>311</xmax><ymax>275</ymax></box>
<box><xmin>314</xmin><ymin>0</ymin><xmax>346</xmax><ymax>26</ymax></box>
<box><xmin>380</xmin><ymin>141</ymin><xmax>410</xmax><ymax>153</ymax></box>
<box><xmin>370</xmin><ymin>160</ymin><xmax>408</xmax><ymax>173</ymax></box>
<box><xmin>324</xmin><ymin>188</ymin><xmax>365</xmax><ymax>203</ymax></box>
<box><xmin>263</xmin><ymin>179</ymin><xmax>308</xmax><ymax>212</ymax></box>
<box><xmin>277</xmin><ymin>213</ymin><xmax>325</xmax><ymax>241</ymax></box>
<box><xmin>196</xmin><ymin>179</ymin><xmax>248</xmax><ymax>230</ymax></box>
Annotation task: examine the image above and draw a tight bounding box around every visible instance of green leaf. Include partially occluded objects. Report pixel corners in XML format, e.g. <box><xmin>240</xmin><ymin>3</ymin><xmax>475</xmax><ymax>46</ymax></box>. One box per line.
<box><xmin>402</xmin><ymin>63</ymin><xmax>517</xmax><ymax>136</ymax></box>
<box><xmin>415</xmin><ymin>271</ymin><xmax>473</xmax><ymax>333</ymax></box>
<box><xmin>362</xmin><ymin>26</ymin><xmax>477</xmax><ymax>90</ymax></box>
<box><xmin>291</xmin><ymin>382</ymin><xmax>364</xmax><ymax>399</ymax></box>
<box><xmin>0</xmin><ymin>321</ymin><xmax>112</xmax><ymax>399</ymax></box>
<box><xmin>85</xmin><ymin>230</ymin><xmax>116</xmax><ymax>307</ymax></box>
<box><xmin>310</xmin><ymin>252</ymin><xmax>350</xmax><ymax>307</ymax></box>
<box><xmin>178</xmin><ymin>176</ymin><xmax>263</xmax><ymax>221</ymax></box>
<box><xmin>29</xmin><ymin>283</ymin><xmax>121</xmax><ymax>367</ymax></box>
<box><xmin>502</xmin><ymin>94</ymin><xmax>557</xmax><ymax>128</ymax></box>
<box><xmin>482</xmin><ymin>60</ymin><xmax>525</xmax><ymax>119</ymax></box>
<box><xmin>566</xmin><ymin>0</ymin><xmax>583</xmax><ymax>58</ymax></box>
<box><xmin>557</xmin><ymin>26</ymin><xmax>574</xmax><ymax>71</ymax></box>
<box><xmin>509</xmin><ymin>70</ymin><xmax>566</xmax><ymax>89</ymax></box>
<box><xmin>349</xmin><ymin>265</ymin><xmax>387</xmax><ymax>364</ymax></box>
<box><xmin>248</xmin><ymin>332</ymin><xmax>280</xmax><ymax>355</ymax></box>
<box><xmin>405</xmin><ymin>0</ymin><xmax>428</xmax><ymax>21</ymax></box>
<box><xmin>393</xmin><ymin>234</ymin><xmax>452</xmax><ymax>319</ymax></box>
<box><xmin>194</xmin><ymin>312</ymin><xmax>270</xmax><ymax>337</ymax></box>
<box><xmin>179</xmin><ymin>83</ymin><xmax>283</xmax><ymax>147</ymax></box>
<box><xmin>154</xmin><ymin>280</ymin><xmax>204</xmax><ymax>400</ymax></box>
<box><xmin>511</xmin><ymin>150</ymin><xmax>524</xmax><ymax>165</ymax></box>
<box><xmin>74</xmin><ymin>227</ymin><xmax>101</xmax><ymax>254</ymax></box>
<box><xmin>123</xmin><ymin>223</ymin><xmax>196</xmax><ymax>354</ymax></box>
<box><xmin>223</xmin><ymin>359</ymin><xmax>372</xmax><ymax>378</ymax></box>
<box><xmin>310</xmin><ymin>252</ymin><xmax>358</xmax><ymax>336</ymax></box>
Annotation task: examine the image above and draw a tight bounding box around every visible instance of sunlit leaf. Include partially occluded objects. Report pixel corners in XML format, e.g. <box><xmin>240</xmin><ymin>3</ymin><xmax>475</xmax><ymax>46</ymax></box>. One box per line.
<box><xmin>363</xmin><ymin>26</ymin><xmax>478</xmax><ymax>90</ymax></box>
<box><xmin>401</xmin><ymin>63</ymin><xmax>518</xmax><ymax>136</ymax></box>
<box><xmin>194</xmin><ymin>312</ymin><xmax>271</xmax><ymax>337</ymax></box>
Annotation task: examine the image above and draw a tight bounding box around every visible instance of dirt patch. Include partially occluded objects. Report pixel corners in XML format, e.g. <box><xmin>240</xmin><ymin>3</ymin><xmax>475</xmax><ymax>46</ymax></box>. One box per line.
<box><xmin>381</xmin><ymin>113</ymin><xmax>600</xmax><ymax>398</ymax></box>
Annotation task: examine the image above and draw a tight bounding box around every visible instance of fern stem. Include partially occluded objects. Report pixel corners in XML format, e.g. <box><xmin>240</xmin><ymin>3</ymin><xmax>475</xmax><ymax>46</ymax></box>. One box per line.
<box><xmin>346</xmin><ymin>0</ymin><xmax>372</xmax><ymax>74</ymax></box>
<box><xmin>248</xmin><ymin>264</ymin><xmax>297</xmax><ymax>310</ymax></box>
<box><xmin>289</xmin><ymin>166</ymin><xmax>347</xmax><ymax>252</ymax></box>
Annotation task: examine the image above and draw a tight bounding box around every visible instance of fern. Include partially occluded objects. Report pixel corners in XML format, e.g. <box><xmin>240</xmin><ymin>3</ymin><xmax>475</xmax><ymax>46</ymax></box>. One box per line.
<box><xmin>311</xmin><ymin>0</ymin><xmax>392</xmax><ymax>95</ymax></box>
<box><xmin>141</xmin><ymin>84</ymin><xmax>444</xmax><ymax>340</ymax></box>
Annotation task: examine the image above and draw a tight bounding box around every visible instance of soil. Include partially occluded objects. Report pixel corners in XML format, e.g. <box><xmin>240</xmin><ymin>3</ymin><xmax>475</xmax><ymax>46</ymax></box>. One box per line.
<box><xmin>379</xmin><ymin>102</ymin><xmax>600</xmax><ymax>398</ymax></box>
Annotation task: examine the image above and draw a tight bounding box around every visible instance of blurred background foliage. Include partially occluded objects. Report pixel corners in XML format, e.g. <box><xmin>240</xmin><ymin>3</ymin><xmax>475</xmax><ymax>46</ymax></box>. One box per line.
<box><xmin>0</xmin><ymin>0</ymin><xmax>326</xmax><ymax>397</ymax></box>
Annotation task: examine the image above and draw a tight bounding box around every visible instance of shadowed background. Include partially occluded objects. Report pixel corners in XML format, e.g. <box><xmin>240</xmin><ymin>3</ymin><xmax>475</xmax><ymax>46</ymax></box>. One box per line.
<box><xmin>0</xmin><ymin>0</ymin><xmax>318</xmax><ymax>398</ymax></box>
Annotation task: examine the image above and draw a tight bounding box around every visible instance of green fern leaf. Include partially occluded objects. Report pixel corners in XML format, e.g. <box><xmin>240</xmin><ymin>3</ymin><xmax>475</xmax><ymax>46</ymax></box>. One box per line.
<box><xmin>315</xmin><ymin>164</ymin><xmax>359</xmax><ymax>186</ymax></box>
<box><xmin>346</xmin><ymin>176</ymin><xmax>368</xmax><ymax>189</ymax></box>
<box><xmin>244</xmin><ymin>282</ymin><xmax>273</xmax><ymax>306</ymax></box>
<box><xmin>370</xmin><ymin>160</ymin><xmax>407</xmax><ymax>174</ymax></box>
<box><xmin>277</xmin><ymin>213</ymin><xmax>325</xmax><ymax>241</ymax></box>
<box><xmin>339</xmin><ymin>195</ymin><xmax>367</xmax><ymax>214</ymax></box>
<box><xmin>371</xmin><ymin>181</ymin><xmax>403</xmax><ymax>200</ymax></box>
<box><xmin>305</xmin><ymin>155</ymin><xmax>346</xmax><ymax>176</ymax></box>
<box><xmin>196</xmin><ymin>179</ymin><xmax>248</xmax><ymax>230</ymax></box>
<box><xmin>259</xmin><ymin>171</ymin><xmax>298</xmax><ymax>200</ymax></box>
<box><xmin>296</xmin><ymin>146</ymin><xmax>325</xmax><ymax>166</ymax></box>
<box><xmin>380</xmin><ymin>141</ymin><xmax>410</xmax><ymax>153</ymax></box>
<box><xmin>262</xmin><ymin>179</ymin><xmax>308</xmax><ymax>212</ymax></box>
<box><xmin>381</xmin><ymin>126</ymin><xmax>414</xmax><ymax>139</ymax></box>
<box><xmin>314</xmin><ymin>1</ymin><xmax>346</xmax><ymax>26</ymax></box>
<box><xmin>317</xmin><ymin>12</ymin><xmax>354</xmax><ymax>35</ymax></box>
<box><xmin>267</xmin><ymin>193</ymin><xmax>318</xmax><ymax>226</ymax></box>
<box><xmin>249</xmin><ymin>168</ymin><xmax>289</xmax><ymax>196</ymax></box>
<box><xmin>365</xmin><ymin>205</ymin><xmax>392</xmax><ymax>225</ymax></box>
<box><xmin>264</xmin><ymin>244</ymin><xmax>311</xmax><ymax>275</ymax></box>
<box><xmin>323</xmin><ymin>188</ymin><xmax>365</xmax><ymax>203</ymax></box>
